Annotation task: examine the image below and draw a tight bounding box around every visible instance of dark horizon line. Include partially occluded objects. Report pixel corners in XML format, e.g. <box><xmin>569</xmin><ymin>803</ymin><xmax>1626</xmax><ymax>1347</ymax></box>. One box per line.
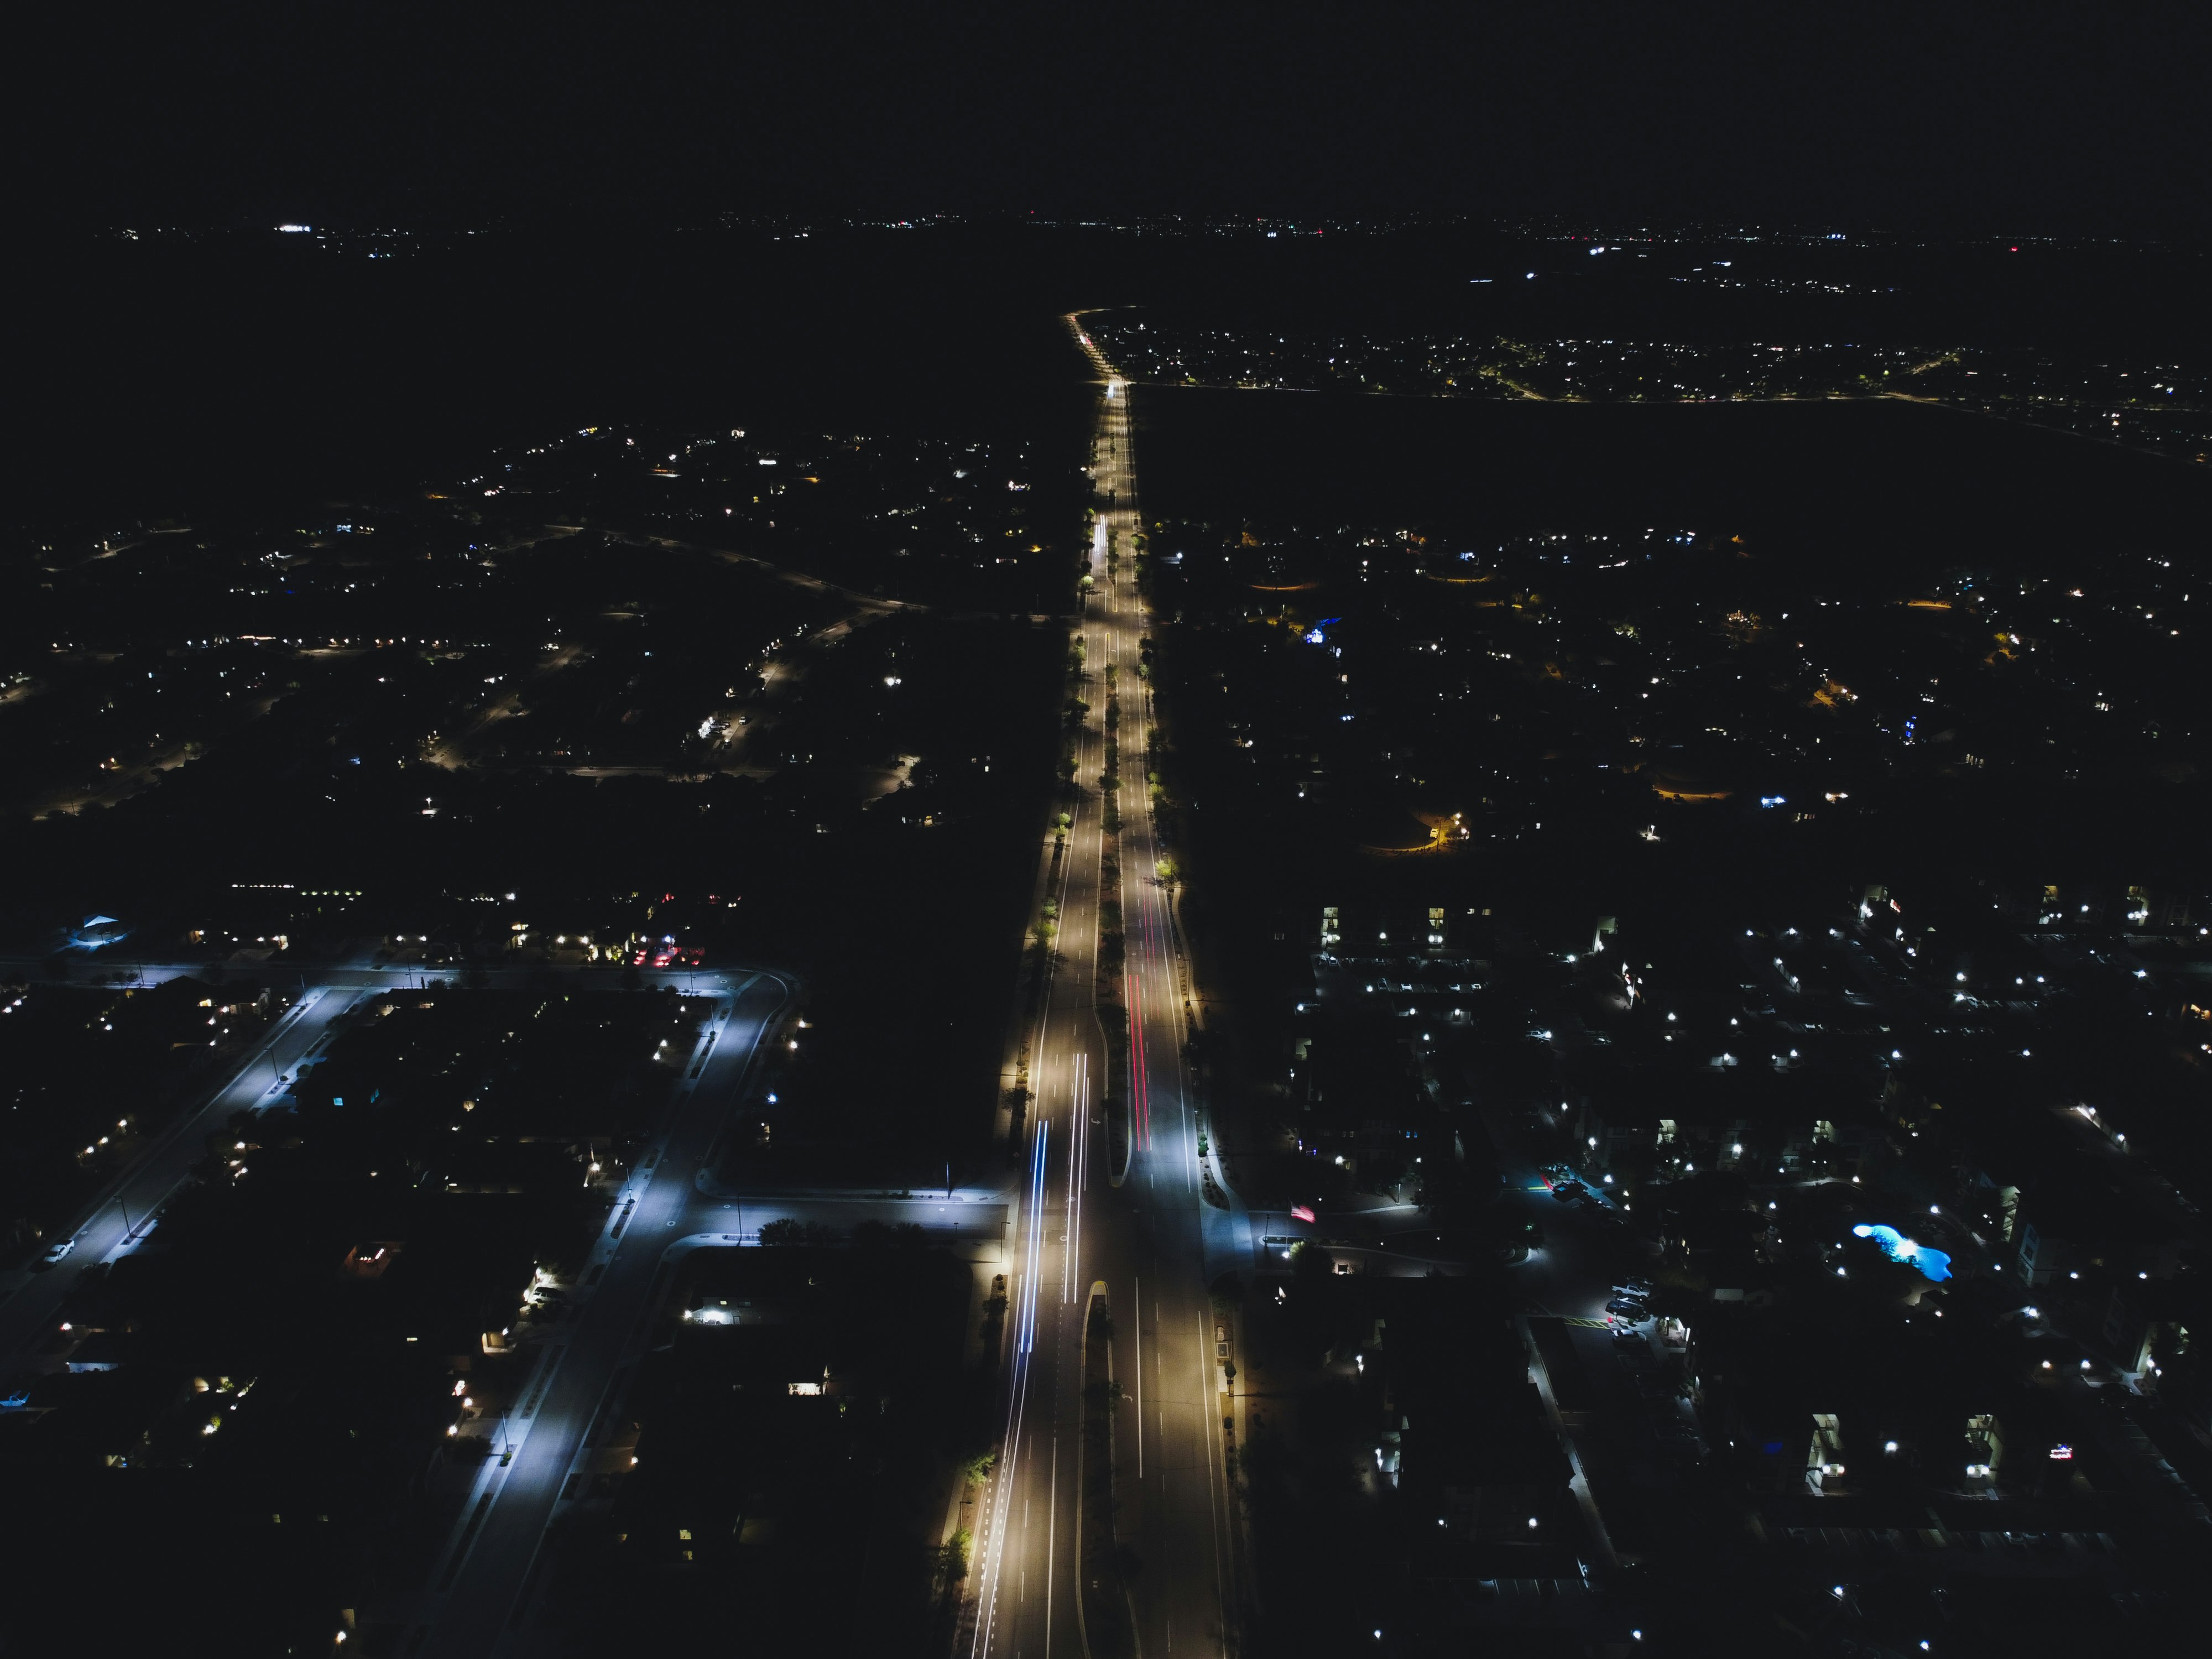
<box><xmin>56</xmin><ymin>210</ymin><xmax>2212</xmax><ymax>249</ymax></box>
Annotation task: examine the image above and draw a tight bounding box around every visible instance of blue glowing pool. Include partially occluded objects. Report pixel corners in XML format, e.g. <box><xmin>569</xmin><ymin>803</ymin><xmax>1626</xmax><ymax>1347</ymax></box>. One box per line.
<box><xmin>1853</xmin><ymin>1223</ymin><xmax>1952</xmax><ymax>1282</ymax></box>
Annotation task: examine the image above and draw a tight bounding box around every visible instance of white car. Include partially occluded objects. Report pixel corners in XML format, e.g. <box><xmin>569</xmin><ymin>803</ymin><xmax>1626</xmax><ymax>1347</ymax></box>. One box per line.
<box><xmin>36</xmin><ymin>1239</ymin><xmax>76</xmax><ymax>1270</ymax></box>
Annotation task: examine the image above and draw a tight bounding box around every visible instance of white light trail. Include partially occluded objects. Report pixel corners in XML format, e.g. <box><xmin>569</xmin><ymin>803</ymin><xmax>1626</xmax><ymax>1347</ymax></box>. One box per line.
<box><xmin>972</xmin><ymin>1113</ymin><xmax>1050</xmax><ymax>1659</ymax></box>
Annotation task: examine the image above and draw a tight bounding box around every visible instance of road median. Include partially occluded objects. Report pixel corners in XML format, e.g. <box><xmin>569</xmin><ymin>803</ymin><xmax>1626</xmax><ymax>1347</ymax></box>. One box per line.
<box><xmin>1079</xmin><ymin>1284</ymin><xmax>1139</xmax><ymax>1658</ymax></box>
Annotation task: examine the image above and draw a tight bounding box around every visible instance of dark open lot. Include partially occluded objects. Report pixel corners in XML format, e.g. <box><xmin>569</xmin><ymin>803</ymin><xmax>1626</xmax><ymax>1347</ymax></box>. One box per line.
<box><xmin>541</xmin><ymin>1237</ymin><xmax>979</xmax><ymax>1653</ymax></box>
<box><xmin>0</xmin><ymin>975</ymin><xmax>290</xmax><ymax>1264</ymax></box>
<box><xmin>0</xmin><ymin>986</ymin><xmax>704</xmax><ymax>1651</ymax></box>
<box><xmin>1133</xmin><ymin>382</ymin><xmax>2212</xmax><ymax>555</ymax></box>
<box><xmin>1130</xmin><ymin>368</ymin><xmax>2210</xmax><ymax>1656</ymax></box>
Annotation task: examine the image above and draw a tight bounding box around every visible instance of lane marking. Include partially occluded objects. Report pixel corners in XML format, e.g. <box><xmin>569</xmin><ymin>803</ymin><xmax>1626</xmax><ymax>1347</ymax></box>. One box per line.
<box><xmin>1197</xmin><ymin>1308</ymin><xmax>1232</xmax><ymax>1642</ymax></box>
<box><xmin>1046</xmin><ymin>1433</ymin><xmax>1058</xmax><ymax>1659</ymax></box>
<box><xmin>973</xmin><ymin>1115</ymin><xmax>1050</xmax><ymax>1659</ymax></box>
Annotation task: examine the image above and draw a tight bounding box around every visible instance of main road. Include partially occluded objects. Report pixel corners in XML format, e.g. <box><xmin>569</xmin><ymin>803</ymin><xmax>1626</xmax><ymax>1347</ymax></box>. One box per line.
<box><xmin>966</xmin><ymin>320</ymin><xmax>1249</xmax><ymax>1659</ymax></box>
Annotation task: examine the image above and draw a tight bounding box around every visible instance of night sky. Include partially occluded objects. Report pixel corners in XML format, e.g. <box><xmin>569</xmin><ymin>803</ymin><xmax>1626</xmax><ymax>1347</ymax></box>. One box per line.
<box><xmin>23</xmin><ymin>2</ymin><xmax>2212</xmax><ymax>229</ymax></box>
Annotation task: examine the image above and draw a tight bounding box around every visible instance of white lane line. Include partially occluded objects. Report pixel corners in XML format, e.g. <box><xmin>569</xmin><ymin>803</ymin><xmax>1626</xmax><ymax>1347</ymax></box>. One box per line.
<box><xmin>1062</xmin><ymin>1055</ymin><xmax>1090</xmax><ymax>1304</ymax></box>
<box><xmin>1046</xmin><ymin>1433</ymin><xmax>1058</xmax><ymax>1659</ymax></box>
<box><xmin>1077</xmin><ymin>1057</ymin><xmax>1091</xmax><ymax>1262</ymax></box>
<box><xmin>1198</xmin><ymin>1307</ymin><xmax>1231</xmax><ymax>1640</ymax></box>
<box><xmin>973</xmin><ymin>1117</ymin><xmax>1050</xmax><ymax>1659</ymax></box>
<box><xmin>1021</xmin><ymin>1120</ymin><xmax>1048</xmax><ymax>1355</ymax></box>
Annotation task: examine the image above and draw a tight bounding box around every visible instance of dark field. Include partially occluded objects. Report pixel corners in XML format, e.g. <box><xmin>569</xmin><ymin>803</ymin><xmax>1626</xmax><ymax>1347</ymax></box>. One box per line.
<box><xmin>1131</xmin><ymin>384</ymin><xmax>2211</xmax><ymax>566</ymax></box>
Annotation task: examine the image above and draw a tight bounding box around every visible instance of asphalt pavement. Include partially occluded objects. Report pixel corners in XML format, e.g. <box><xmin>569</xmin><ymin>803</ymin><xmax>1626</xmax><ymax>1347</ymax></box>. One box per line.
<box><xmin>966</xmin><ymin>324</ymin><xmax>1241</xmax><ymax>1659</ymax></box>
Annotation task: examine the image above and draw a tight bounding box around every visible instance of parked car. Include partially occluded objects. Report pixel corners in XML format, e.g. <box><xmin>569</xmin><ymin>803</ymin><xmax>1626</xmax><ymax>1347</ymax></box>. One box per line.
<box><xmin>1606</xmin><ymin>1296</ymin><xmax>1648</xmax><ymax>1318</ymax></box>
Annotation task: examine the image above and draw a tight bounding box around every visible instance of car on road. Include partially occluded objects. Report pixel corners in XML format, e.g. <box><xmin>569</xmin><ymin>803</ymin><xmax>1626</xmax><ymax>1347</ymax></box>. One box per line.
<box><xmin>1552</xmin><ymin>1181</ymin><xmax>1587</xmax><ymax>1203</ymax></box>
<box><xmin>34</xmin><ymin>1238</ymin><xmax>76</xmax><ymax>1270</ymax></box>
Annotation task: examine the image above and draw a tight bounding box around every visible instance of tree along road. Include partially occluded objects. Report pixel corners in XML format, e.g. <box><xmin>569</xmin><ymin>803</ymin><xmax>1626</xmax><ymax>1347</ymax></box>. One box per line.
<box><xmin>965</xmin><ymin>322</ymin><xmax>1247</xmax><ymax>1659</ymax></box>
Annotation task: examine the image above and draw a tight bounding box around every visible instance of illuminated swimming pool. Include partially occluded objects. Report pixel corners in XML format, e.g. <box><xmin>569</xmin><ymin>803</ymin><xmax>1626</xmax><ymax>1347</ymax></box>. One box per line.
<box><xmin>1853</xmin><ymin>1223</ymin><xmax>1952</xmax><ymax>1282</ymax></box>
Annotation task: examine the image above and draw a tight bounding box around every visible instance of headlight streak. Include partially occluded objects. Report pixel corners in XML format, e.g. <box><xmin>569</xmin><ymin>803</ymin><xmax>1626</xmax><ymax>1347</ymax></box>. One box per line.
<box><xmin>1064</xmin><ymin>1054</ymin><xmax>1091</xmax><ymax>1306</ymax></box>
<box><xmin>973</xmin><ymin>1114</ymin><xmax>1050</xmax><ymax>1659</ymax></box>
